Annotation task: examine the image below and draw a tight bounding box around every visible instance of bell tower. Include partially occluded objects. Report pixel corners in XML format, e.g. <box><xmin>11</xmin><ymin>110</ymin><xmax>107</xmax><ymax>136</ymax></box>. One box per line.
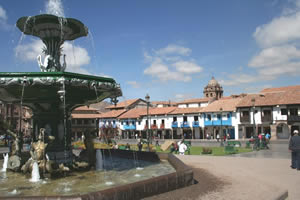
<box><xmin>203</xmin><ymin>77</ymin><xmax>223</xmax><ymax>99</ymax></box>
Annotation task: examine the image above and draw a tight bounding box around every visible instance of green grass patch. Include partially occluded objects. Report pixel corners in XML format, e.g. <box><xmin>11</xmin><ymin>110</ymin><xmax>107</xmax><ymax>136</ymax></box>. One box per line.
<box><xmin>156</xmin><ymin>145</ymin><xmax>252</xmax><ymax>156</ymax></box>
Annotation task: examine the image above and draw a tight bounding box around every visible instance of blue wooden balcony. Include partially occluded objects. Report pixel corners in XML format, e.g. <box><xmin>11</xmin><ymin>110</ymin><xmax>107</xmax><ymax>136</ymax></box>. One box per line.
<box><xmin>123</xmin><ymin>124</ymin><xmax>136</xmax><ymax>130</ymax></box>
<box><xmin>172</xmin><ymin>121</ymin><xmax>178</xmax><ymax>128</ymax></box>
<box><xmin>204</xmin><ymin>113</ymin><xmax>232</xmax><ymax>126</ymax></box>
<box><xmin>193</xmin><ymin>121</ymin><xmax>200</xmax><ymax>127</ymax></box>
<box><xmin>181</xmin><ymin>121</ymin><xmax>190</xmax><ymax>128</ymax></box>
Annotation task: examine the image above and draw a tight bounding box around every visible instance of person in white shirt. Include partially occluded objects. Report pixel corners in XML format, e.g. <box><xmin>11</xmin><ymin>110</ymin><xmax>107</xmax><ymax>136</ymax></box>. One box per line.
<box><xmin>179</xmin><ymin>141</ymin><xmax>187</xmax><ymax>155</ymax></box>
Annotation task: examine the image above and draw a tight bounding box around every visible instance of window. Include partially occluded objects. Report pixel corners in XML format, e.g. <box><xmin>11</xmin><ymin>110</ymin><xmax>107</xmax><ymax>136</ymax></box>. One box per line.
<box><xmin>183</xmin><ymin>116</ymin><xmax>187</xmax><ymax>122</ymax></box>
<box><xmin>153</xmin><ymin>120</ymin><xmax>156</xmax><ymax>125</ymax></box>
<box><xmin>77</xmin><ymin>119</ymin><xmax>82</xmax><ymax>125</ymax></box>
<box><xmin>138</xmin><ymin>121</ymin><xmax>141</xmax><ymax>125</ymax></box>
<box><xmin>207</xmin><ymin>114</ymin><xmax>211</xmax><ymax>120</ymax></box>
<box><xmin>242</xmin><ymin>111</ymin><xmax>249</xmax><ymax>117</ymax></box>
<box><xmin>217</xmin><ymin>114</ymin><xmax>221</xmax><ymax>119</ymax></box>
<box><xmin>281</xmin><ymin>109</ymin><xmax>287</xmax><ymax>115</ymax></box>
<box><xmin>162</xmin><ymin>119</ymin><xmax>165</xmax><ymax>124</ymax></box>
<box><xmin>227</xmin><ymin>114</ymin><xmax>230</xmax><ymax>118</ymax></box>
<box><xmin>126</xmin><ymin>121</ymin><xmax>129</xmax><ymax>125</ymax></box>
<box><xmin>173</xmin><ymin>117</ymin><xmax>177</xmax><ymax>121</ymax></box>
<box><xmin>263</xmin><ymin>110</ymin><xmax>271</xmax><ymax>116</ymax></box>
<box><xmin>290</xmin><ymin>108</ymin><xmax>298</xmax><ymax>116</ymax></box>
<box><xmin>194</xmin><ymin>116</ymin><xmax>198</xmax><ymax>121</ymax></box>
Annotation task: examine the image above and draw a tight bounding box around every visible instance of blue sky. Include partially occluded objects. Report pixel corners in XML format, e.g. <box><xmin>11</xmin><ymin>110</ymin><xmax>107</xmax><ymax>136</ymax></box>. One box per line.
<box><xmin>0</xmin><ymin>0</ymin><xmax>299</xmax><ymax>102</ymax></box>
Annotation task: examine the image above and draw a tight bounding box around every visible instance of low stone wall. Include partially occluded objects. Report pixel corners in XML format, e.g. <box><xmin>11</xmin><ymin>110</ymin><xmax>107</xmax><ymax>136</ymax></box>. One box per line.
<box><xmin>1</xmin><ymin>150</ymin><xmax>193</xmax><ymax>200</ymax></box>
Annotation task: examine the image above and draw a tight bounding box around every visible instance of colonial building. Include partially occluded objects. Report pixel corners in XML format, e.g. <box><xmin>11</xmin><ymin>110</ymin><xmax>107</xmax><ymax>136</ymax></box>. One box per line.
<box><xmin>0</xmin><ymin>102</ymin><xmax>33</xmax><ymax>137</ymax></box>
<box><xmin>236</xmin><ymin>86</ymin><xmax>300</xmax><ymax>139</ymax></box>
<box><xmin>71</xmin><ymin>106</ymin><xmax>102</xmax><ymax>140</ymax></box>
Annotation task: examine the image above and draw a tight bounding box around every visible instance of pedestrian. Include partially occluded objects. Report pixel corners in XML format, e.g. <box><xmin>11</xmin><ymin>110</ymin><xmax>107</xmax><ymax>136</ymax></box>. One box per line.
<box><xmin>125</xmin><ymin>143</ymin><xmax>130</xmax><ymax>150</ymax></box>
<box><xmin>216</xmin><ymin>133</ymin><xmax>220</xmax><ymax>142</ymax></box>
<box><xmin>179</xmin><ymin>141</ymin><xmax>187</xmax><ymax>155</ymax></box>
<box><xmin>227</xmin><ymin>133</ymin><xmax>230</xmax><ymax>140</ymax></box>
<box><xmin>265</xmin><ymin>132</ymin><xmax>271</xmax><ymax>143</ymax></box>
<box><xmin>289</xmin><ymin>130</ymin><xmax>300</xmax><ymax>170</ymax></box>
<box><xmin>137</xmin><ymin>142</ymin><xmax>142</xmax><ymax>151</ymax></box>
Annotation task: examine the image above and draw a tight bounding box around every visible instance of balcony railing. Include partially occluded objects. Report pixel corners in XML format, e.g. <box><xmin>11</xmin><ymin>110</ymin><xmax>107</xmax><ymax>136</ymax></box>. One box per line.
<box><xmin>172</xmin><ymin>121</ymin><xmax>178</xmax><ymax>128</ymax></box>
<box><xmin>193</xmin><ymin>121</ymin><xmax>200</xmax><ymax>127</ymax></box>
<box><xmin>288</xmin><ymin>115</ymin><xmax>300</xmax><ymax>122</ymax></box>
<box><xmin>181</xmin><ymin>121</ymin><xmax>190</xmax><ymax>128</ymax></box>
<box><xmin>151</xmin><ymin>124</ymin><xmax>158</xmax><ymax>129</ymax></box>
<box><xmin>261</xmin><ymin>115</ymin><xmax>272</xmax><ymax>122</ymax></box>
<box><xmin>240</xmin><ymin>116</ymin><xmax>250</xmax><ymax>123</ymax></box>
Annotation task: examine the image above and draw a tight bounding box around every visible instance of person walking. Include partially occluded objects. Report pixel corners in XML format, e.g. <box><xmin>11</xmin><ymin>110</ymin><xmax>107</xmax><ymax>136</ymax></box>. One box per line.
<box><xmin>216</xmin><ymin>133</ymin><xmax>220</xmax><ymax>142</ymax></box>
<box><xmin>289</xmin><ymin>130</ymin><xmax>300</xmax><ymax>170</ymax></box>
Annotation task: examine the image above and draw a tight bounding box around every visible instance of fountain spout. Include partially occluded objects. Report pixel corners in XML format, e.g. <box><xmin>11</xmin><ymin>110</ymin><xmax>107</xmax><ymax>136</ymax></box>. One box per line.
<box><xmin>30</xmin><ymin>161</ymin><xmax>40</xmax><ymax>182</ymax></box>
<box><xmin>1</xmin><ymin>153</ymin><xmax>8</xmax><ymax>172</ymax></box>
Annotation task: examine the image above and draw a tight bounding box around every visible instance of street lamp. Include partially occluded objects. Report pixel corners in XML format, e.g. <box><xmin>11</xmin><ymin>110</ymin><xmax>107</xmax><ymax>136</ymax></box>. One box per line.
<box><xmin>251</xmin><ymin>97</ymin><xmax>256</xmax><ymax>137</ymax></box>
<box><xmin>220</xmin><ymin>107</ymin><xmax>224</xmax><ymax>146</ymax></box>
<box><xmin>145</xmin><ymin>94</ymin><xmax>150</xmax><ymax>151</ymax></box>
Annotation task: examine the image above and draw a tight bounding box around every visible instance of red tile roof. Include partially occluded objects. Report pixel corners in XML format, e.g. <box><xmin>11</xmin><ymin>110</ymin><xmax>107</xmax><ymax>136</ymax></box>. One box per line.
<box><xmin>169</xmin><ymin>107</ymin><xmax>203</xmax><ymax>115</ymax></box>
<box><xmin>236</xmin><ymin>91</ymin><xmax>300</xmax><ymax>107</ymax></box>
<box><xmin>105</xmin><ymin>99</ymin><xmax>141</xmax><ymax>109</ymax></box>
<box><xmin>71</xmin><ymin>113</ymin><xmax>102</xmax><ymax>119</ymax></box>
<box><xmin>98</xmin><ymin>109</ymin><xmax>127</xmax><ymax>118</ymax></box>
<box><xmin>176</xmin><ymin>98</ymin><xmax>210</xmax><ymax>105</ymax></box>
<box><xmin>142</xmin><ymin>107</ymin><xmax>177</xmax><ymax>116</ymax></box>
<box><xmin>260</xmin><ymin>85</ymin><xmax>300</xmax><ymax>93</ymax></box>
<box><xmin>118</xmin><ymin>108</ymin><xmax>147</xmax><ymax>119</ymax></box>
<box><xmin>73</xmin><ymin>106</ymin><xmax>99</xmax><ymax>111</ymax></box>
<box><xmin>202</xmin><ymin>97</ymin><xmax>243</xmax><ymax>112</ymax></box>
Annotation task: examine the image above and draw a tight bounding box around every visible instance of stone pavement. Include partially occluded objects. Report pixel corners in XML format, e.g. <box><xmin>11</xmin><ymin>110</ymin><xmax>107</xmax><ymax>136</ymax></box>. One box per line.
<box><xmin>178</xmin><ymin>154</ymin><xmax>298</xmax><ymax>200</ymax></box>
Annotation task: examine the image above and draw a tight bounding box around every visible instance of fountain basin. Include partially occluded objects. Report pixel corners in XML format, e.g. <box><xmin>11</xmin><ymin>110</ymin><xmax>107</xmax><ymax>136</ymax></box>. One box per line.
<box><xmin>0</xmin><ymin>150</ymin><xmax>193</xmax><ymax>199</ymax></box>
<box><xmin>0</xmin><ymin>72</ymin><xmax>121</xmax><ymax>105</ymax></box>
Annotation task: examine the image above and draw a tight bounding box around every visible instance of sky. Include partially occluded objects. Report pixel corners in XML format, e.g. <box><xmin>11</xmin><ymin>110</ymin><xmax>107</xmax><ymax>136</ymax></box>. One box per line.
<box><xmin>0</xmin><ymin>0</ymin><xmax>300</xmax><ymax>102</ymax></box>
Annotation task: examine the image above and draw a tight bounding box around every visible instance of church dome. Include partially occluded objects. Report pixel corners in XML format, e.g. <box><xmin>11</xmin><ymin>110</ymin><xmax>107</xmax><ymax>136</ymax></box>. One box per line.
<box><xmin>207</xmin><ymin>76</ymin><xmax>220</xmax><ymax>87</ymax></box>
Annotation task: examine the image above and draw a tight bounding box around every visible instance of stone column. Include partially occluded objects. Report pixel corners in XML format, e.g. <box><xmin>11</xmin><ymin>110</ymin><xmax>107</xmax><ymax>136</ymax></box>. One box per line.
<box><xmin>270</xmin><ymin>124</ymin><xmax>277</xmax><ymax>140</ymax></box>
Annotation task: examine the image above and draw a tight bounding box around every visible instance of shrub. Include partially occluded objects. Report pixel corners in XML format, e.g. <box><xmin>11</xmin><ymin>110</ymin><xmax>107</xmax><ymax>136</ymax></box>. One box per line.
<box><xmin>202</xmin><ymin>147</ymin><xmax>212</xmax><ymax>154</ymax></box>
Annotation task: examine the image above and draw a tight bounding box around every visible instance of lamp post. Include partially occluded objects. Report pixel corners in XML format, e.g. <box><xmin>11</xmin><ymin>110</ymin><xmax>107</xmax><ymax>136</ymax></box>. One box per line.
<box><xmin>145</xmin><ymin>94</ymin><xmax>150</xmax><ymax>151</ymax></box>
<box><xmin>220</xmin><ymin>107</ymin><xmax>224</xmax><ymax>146</ymax></box>
<box><xmin>251</xmin><ymin>97</ymin><xmax>256</xmax><ymax>137</ymax></box>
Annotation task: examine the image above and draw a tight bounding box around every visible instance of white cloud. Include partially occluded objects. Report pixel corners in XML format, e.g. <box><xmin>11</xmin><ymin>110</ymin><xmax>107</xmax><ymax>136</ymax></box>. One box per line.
<box><xmin>174</xmin><ymin>93</ymin><xmax>193</xmax><ymax>101</ymax></box>
<box><xmin>0</xmin><ymin>6</ymin><xmax>7</xmax><ymax>21</ymax></box>
<box><xmin>127</xmin><ymin>81</ymin><xmax>141</xmax><ymax>88</ymax></box>
<box><xmin>0</xmin><ymin>5</ymin><xmax>11</xmax><ymax>31</ymax></box>
<box><xmin>15</xmin><ymin>39</ymin><xmax>91</xmax><ymax>74</ymax></box>
<box><xmin>254</xmin><ymin>12</ymin><xmax>300</xmax><ymax>47</ymax></box>
<box><xmin>249</xmin><ymin>45</ymin><xmax>300</xmax><ymax>67</ymax></box>
<box><xmin>172</xmin><ymin>61</ymin><xmax>203</xmax><ymax>74</ymax></box>
<box><xmin>219</xmin><ymin>73</ymin><xmax>275</xmax><ymax>86</ymax></box>
<box><xmin>155</xmin><ymin>44</ymin><xmax>191</xmax><ymax>56</ymax></box>
<box><xmin>144</xmin><ymin>59</ymin><xmax>191</xmax><ymax>82</ymax></box>
<box><xmin>223</xmin><ymin>0</ymin><xmax>300</xmax><ymax>87</ymax></box>
<box><xmin>143</xmin><ymin>44</ymin><xmax>202</xmax><ymax>82</ymax></box>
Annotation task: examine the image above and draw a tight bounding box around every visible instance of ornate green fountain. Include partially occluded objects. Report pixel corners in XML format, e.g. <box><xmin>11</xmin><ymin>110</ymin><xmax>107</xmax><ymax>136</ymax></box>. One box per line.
<box><xmin>0</xmin><ymin>14</ymin><xmax>122</xmax><ymax>165</ymax></box>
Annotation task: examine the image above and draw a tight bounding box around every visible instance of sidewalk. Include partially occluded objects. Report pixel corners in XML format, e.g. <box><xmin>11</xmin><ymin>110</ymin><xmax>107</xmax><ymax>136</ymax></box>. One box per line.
<box><xmin>178</xmin><ymin>155</ymin><xmax>297</xmax><ymax>200</ymax></box>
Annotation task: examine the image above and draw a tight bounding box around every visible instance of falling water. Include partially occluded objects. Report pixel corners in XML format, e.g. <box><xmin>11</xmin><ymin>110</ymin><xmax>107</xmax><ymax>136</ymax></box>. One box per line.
<box><xmin>87</xmin><ymin>30</ymin><xmax>100</xmax><ymax>70</ymax></box>
<box><xmin>15</xmin><ymin>16</ymin><xmax>33</xmax><ymax>58</ymax></box>
<box><xmin>1</xmin><ymin>153</ymin><xmax>9</xmax><ymax>172</ymax></box>
<box><xmin>19</xmin><ymin>77</ymin><xmax>27</xmax><ymax>138</ymax></box>
<box><xmin>30</xmin><ymin>162</ymin><xmax>40</xmax><ymax>182</ymax></box>
<box><xmin>45</xmin><ymin>0</ymin><xmax>65</xmax><ymax>17</ymax></box>
<box><xmin>62</xmin><ymin>79</ymin><xmax>68</xmax><ymax>164</ymax></box>
<box><xmin>95</xmin><ymin>149</ymin><xmax>103</xmax><ymax>170</ymax></box>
